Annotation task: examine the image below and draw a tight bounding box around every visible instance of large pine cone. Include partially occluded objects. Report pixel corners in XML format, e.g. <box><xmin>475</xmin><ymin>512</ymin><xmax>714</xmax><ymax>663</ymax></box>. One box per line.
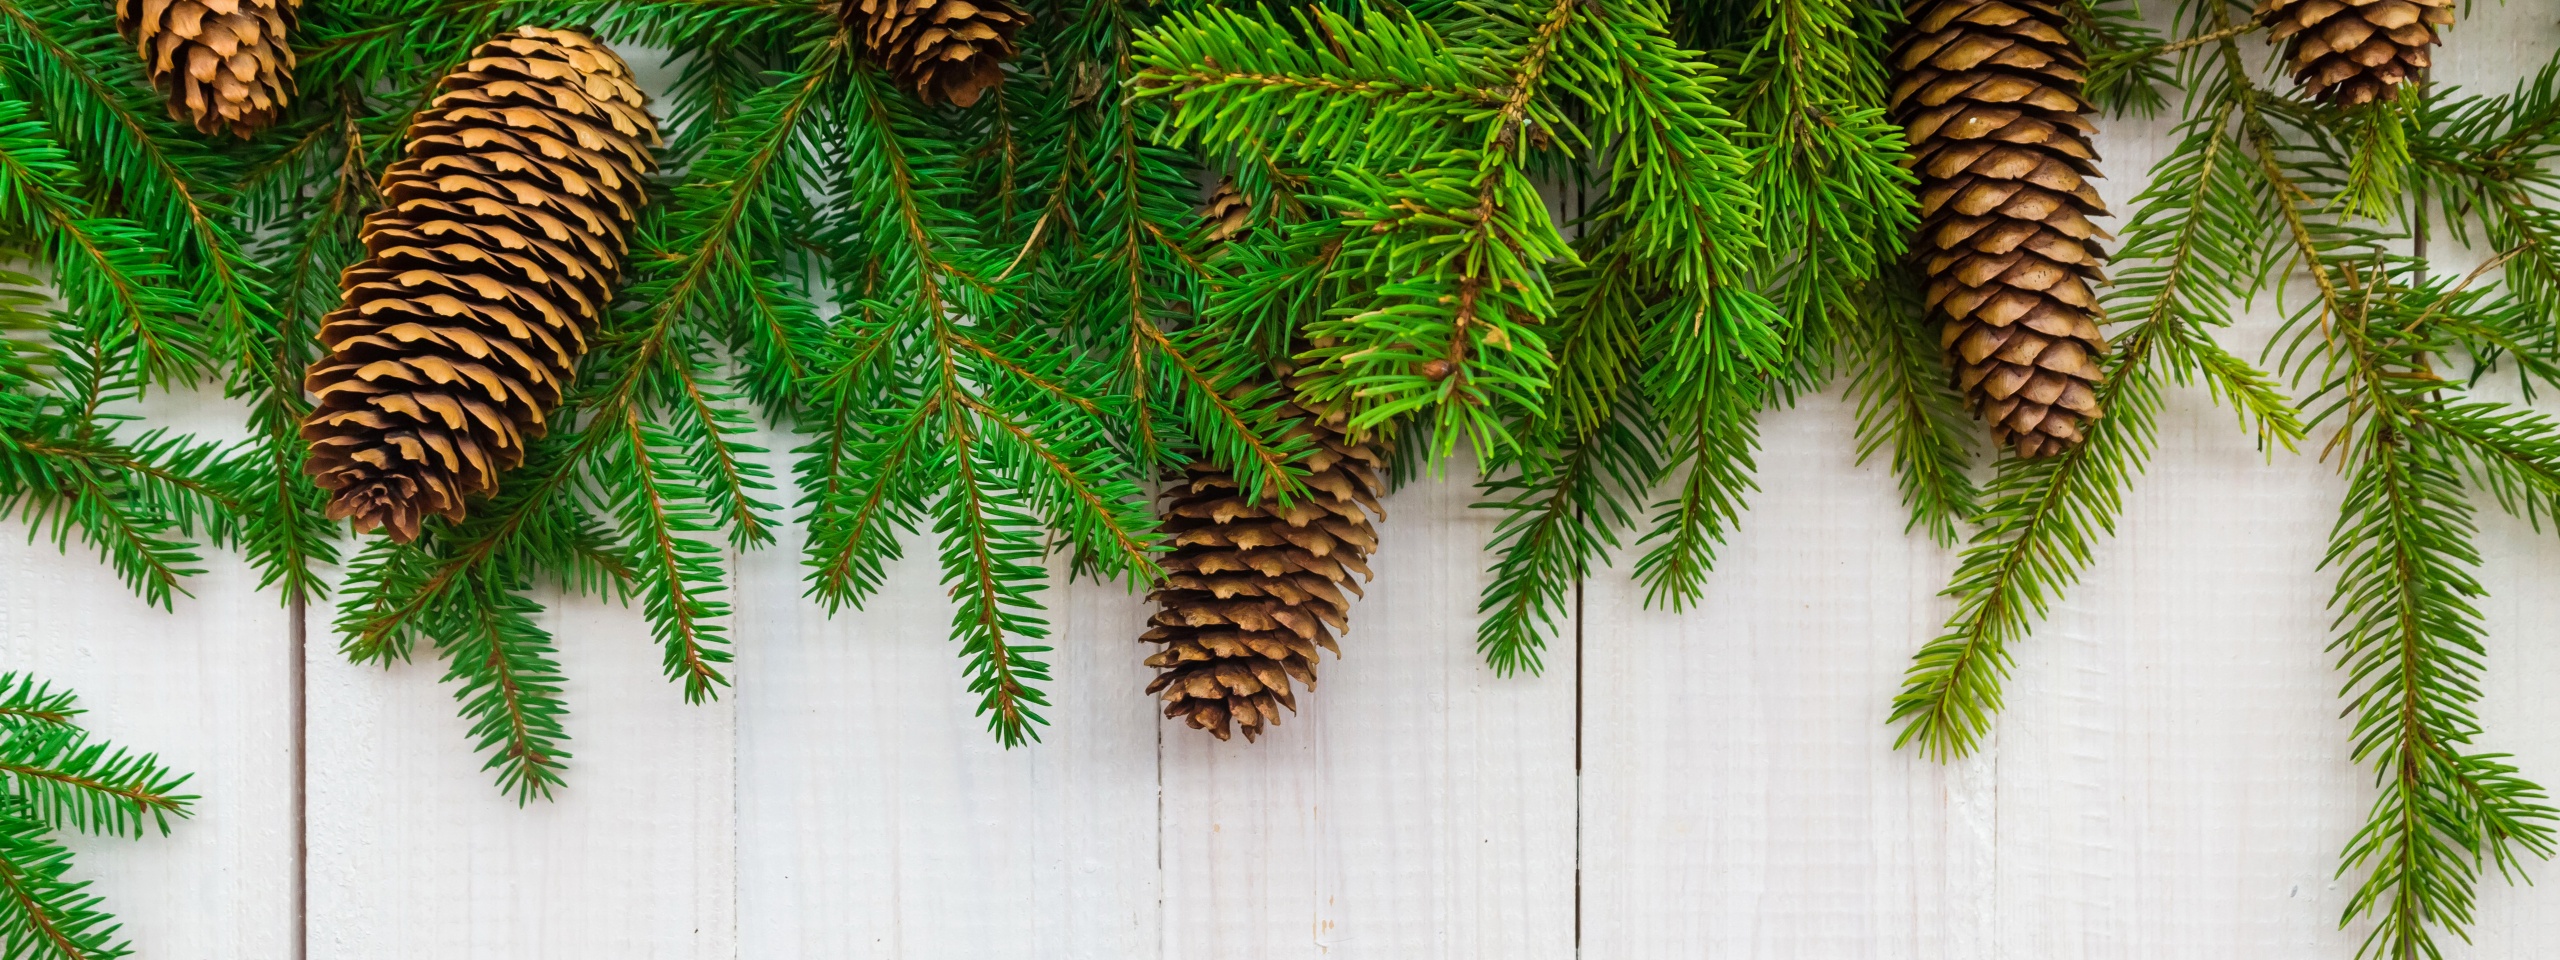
<box><xmin>843</xmin><ymin>0</ymin><xmax>1028</xmax><ymax>107</ymax></box>
<box><xmin>116</xmin><ymin>0</ymin><xmax>300</xmax><ymax>137</ymax></box>
<box><xmin>300</xmin><ymin>27</ymin><xmax>659</xmax><ymax>542</ymax></box>
<box><xmin>1143</xmin><ymin>382</ymin><xmax>1384</xmax><ymax>742</ymax></box>
<box><xmin>1889</xmin><ymin>0</ymin><xmax>2111</xmax><ymax>459</ymax></box>
<box><xmin>2258</xmin><ymin>0</ymin><xmax>2453</xmax><ymax>106</ymax></box>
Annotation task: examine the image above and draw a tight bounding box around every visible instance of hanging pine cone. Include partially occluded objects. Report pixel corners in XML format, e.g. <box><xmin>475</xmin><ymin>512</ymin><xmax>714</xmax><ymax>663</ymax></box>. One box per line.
<box><xmin>116</xmin><ymin>0</ymin><xmax>300</xmax><ymax>137</ymax></box>
<box><xmin>843</xmin><ymin>0</ymin><xmax>1029</xmax><ymax>107</ymax></box>
<box><xmin>2257</xmin><ymin>0</ymin><xmax>2453</xmax><ymax>106</ymax></box>
<box><xmin>1143</xmin><ymin>376</ymin><xmax>1384</xmax><ymax>742</ymax></box>
<box><xmin>300</xmin><ymin>27</ymin><xmax>659</xmax><ymax>542</ymax></box>
<box><xmin>1888</xmin><ymin>0</ymin><xmax>2112</xmax><ymax>458</ymax></box>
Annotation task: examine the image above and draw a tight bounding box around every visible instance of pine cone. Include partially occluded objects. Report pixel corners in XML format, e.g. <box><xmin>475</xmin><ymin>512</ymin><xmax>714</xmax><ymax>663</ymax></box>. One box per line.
<box><xmin>1201</xmin><ymin>177</ymin><xmax>1252</xmax><ymax>247</ymax></box>
<box><xmin>844</xmin><ymin>0</ymin><xmax>1029</xmax><ymax>107</ymax></box>
<box><xmin>2257</xmin><ymin>0</ymin><xmax>2453</xmax><ymax>106</ymax></box>
<box><xmin>300</xmin><ymin>27</ymin><xmax>660</xmax><ymax>542</ymax></box>
<box><xmin>116</xmin><ymin>0</ymin><xmax>300</xmax><ymax>137</ymax></box>
<box><xmin>1143</xmin><ymin>379</ymin><xmax>1384</xmax><ymax>742</ymax></box>
<box><xmin>1889</xmin><ymin>0</ymin><xmax>2111</xmax><ymax>459</ymax></box>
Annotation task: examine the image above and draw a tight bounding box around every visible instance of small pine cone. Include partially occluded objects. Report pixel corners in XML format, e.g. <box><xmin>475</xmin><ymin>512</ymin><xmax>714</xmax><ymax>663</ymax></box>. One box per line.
<box><xmin>1201</xmin><ymin>178</ymin><xmax>1252</xmax><ymax>247</ymax></box>
<box><xmin>2257</xmin><ymin>0</ymin><xmax>2453</xmax><ymax>106</ymax></box>
<box><xmin>843</xmin><ymin>0</ymin><xmax>1029</xmax><ymax>107</ymax></box>
<box><xmin>1889</xmin><ymin>0</ymin><xmax>2112</xmax><ymax>458</ymax></box>
<box><xmin>1143</xmin><ymin>380</ymin><xmax>1385</xmax><ymax>742</ymax></box>
<box><xmin>116</xmin><ymin>0</ymin><xmax>301</xmax><ymax>137</ymax></box>
<box><xmin>300</xmin><ymin>27</ymin><xmax>660</xmax><ymax>542</ymax></box>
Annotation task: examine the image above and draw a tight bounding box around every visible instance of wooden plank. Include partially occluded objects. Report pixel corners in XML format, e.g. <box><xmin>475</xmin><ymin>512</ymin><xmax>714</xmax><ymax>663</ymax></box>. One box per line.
<box><xmin>1985</xmin><ymin>389</ymin><xmax>2368</xmax><ymax>957</ymax></box>
<box><xmin>729</xmin><ymin>528</ymin><xmax>1165</xmax><ymax>959</ymax></box>
<box><xmin>0</xmin><ymin>392</ymin><xmax>294</xmax><ymax>959</ymax></box>
<box><xmin>1576</xmin><ymin>389</ymin><xmax>1978</xmax><ymax>958</ymax></box>
<box><xmin>303</xmin><ymin>591</ymin><xmax>738</xmax><ymax>957</ymax></box>
<box><xmin>1159</xmin><ymin>454</ymin><xmax>1579</xmax><ymax>960</ymax></box>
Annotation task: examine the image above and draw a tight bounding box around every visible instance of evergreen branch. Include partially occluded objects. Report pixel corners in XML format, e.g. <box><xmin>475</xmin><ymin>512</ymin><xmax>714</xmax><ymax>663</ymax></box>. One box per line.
<box><xmin>1629</xmin><ymin>374</ymin><xmax>1761</xmax><ymax>609</ymax></box>
<box><xmin>0</xmin><ymin>102</ymin><xmax>197</xmax><ymax>383</ymax></box>
<box><xmin>0</xmin><ymin>811</ymin><xmax>128</xmax><ymax>960</ymax></box>
<box><xmin>1474</xmin><ymin>395</ymin><xmax>1659</xmax><ymax>674</ymax></box>
<box><xmin>610</xmin><ymin>411</ymin><xmax>733</xmax><ymax>702</ymax></box>
<box><xmin>0</xmin><ymin>678</ymin><xmax>76</xmax><ymax>732</ymax></box>
<box><xmin>2326</xmin><ymin>419</ymin><xmax>2558</xmax><ymax>959</ymax></box>
<box><xmin>1892</xmin><ymin>322</ymin><xmax>2166</xmax><ymax>758</ymax></box>
<box><xmin>932</xmin><ymin>442</ymin><xmax>1052</xmax><ymax>746</ymax></box>
<box><xmin>1132</xmin><ymin>4</ymin><xmax>1501</xmax><ymax>166</ymax></box>
<box><xmin>0</xmin><ymin>724</ymin><xmax>191</xmax><ymax>838</ymax></box>
<box><xmin>433</xmin><ymin>579</ymin><xmax>572</xmax><ymax>802</ymax></box>
<box><xmin>0</xmin><ymin>431</ymin><xmax>211</xmax><ymax>610</ymax></box>
<box><xmin>1844</xmin><ymin>273</ymin><xmax>1978</xmax><ymax>545</ymax></box>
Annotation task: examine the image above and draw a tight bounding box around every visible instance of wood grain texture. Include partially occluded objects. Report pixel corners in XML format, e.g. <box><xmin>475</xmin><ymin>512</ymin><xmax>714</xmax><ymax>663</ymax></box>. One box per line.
<box><xmin>1577</xmin><ymin>389</ymin><xmax>1982</xmax><ymax>960</ymax></box>
<box><xmin>303</xmin><ymin>590</ymin><xmax>737</xmax><ymax>958</ymax></box>
<box><xmin>730</xmin><ymin>514</ymin><xmax>1163</xmax><ymax>960</ymax></box>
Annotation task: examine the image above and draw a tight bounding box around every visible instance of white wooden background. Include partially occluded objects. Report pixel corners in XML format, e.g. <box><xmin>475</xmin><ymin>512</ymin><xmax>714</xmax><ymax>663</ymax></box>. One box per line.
<box><xmin>5</xmin><ymin>5</ymin><xmax>2560</xmax><ymax>957</ymax></box>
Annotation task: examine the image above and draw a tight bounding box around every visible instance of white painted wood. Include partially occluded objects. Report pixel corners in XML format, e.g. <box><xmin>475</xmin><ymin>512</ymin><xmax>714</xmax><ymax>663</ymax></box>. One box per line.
<box><xmin>1577</xmin><ymin>389</ymin><xmax>1982</xmax><ymax>960</ymax></box>
<box><xmin>1158</xmin><ymin>455</ymin><xmax>1579</xmax><ymax>960</ymax></box>
<box><xmin>0</xmin><ymin>392</ymin><xmax>294</xmax><ymax>960</ymax></box>
<box><xmin>17</xmin><ymin>13</ymin><xmax>2560</xmax><ymax>959</ymax></box>
<box><xmin>302</xmin><ymin>590</ymin><xmax>737</xmax><ymax>958</ymax></box>
<box><xmin>729</xmin><ymin>516</ymin><xmax>1163</xmax><ymax>960</ymax></box>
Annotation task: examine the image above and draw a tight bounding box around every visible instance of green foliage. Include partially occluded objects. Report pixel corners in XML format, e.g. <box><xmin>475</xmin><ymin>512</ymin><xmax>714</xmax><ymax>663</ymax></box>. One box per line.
<box><xmin>0</xmin><ymin>674</ymin><xmax>195</xmax><ymax>960</ymax></box>
<box><xmin>1885</xmin><ymin>3</ymin><xmax>2560</xmax><ymax>953</ymax></box>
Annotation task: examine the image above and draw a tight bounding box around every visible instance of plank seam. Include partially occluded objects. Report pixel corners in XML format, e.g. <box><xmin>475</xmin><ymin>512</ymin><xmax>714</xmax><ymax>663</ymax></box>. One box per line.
<box><xmin>1571</xmin><ymin>569</ymin><xmax>1583</xmax><ymax>957</ymax></box>
<box><xmin>289</xmin><ymin>594</ymin><xmax>308</xmax><ymax>960</ymax></box>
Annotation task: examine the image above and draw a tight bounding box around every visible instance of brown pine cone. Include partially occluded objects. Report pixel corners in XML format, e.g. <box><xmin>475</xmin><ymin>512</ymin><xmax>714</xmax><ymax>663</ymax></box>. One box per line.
<box><xmin>116</xmin><ymin>0</ymin><xmax>300</xmax><ymax>137</ymax></box>
<box><xmin>2258</xmin><ymin>0</ymin><xmax>2454</xmax><ymax>106</ymax></box>
<box><xmin>1201</xmin><ymin>177</ymin><xmax>1252</xmax><ymax>247</ymax></box>
<box><xmin>300</xmin><ymin>27</ymin><xmax>660</xmax><ymax>542</ymax></box>
<box><xmin>843</xmin><ymin>0</ymin><xmax>1029</xmax><ymax>107</ymax></box>
<box><xmin>1889</xmin><ymin>0</ymin><xmax>2112</xmax><ymax>458</ymax></box>
<box><xmin>1143</xmin><ymin>379</ymin><xmax>1385</xmax><ymax>742</ymax></box>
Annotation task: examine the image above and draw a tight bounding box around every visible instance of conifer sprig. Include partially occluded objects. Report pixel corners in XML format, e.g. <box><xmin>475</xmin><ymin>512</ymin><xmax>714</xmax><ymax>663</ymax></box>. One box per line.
<box><xmin>2247</xmin><ymin>59</ymin><xmax>2560</xmax><ymax>949</ymax></box>
<box><xmin>1891</xmin><ymin>16</ymin><xmax>2305</xmax><ymax>757</ymax></box>
<box><xmin>0</xmin><ymin>676</ymin><xmax>196</xmax><ymax>960</ymax></box>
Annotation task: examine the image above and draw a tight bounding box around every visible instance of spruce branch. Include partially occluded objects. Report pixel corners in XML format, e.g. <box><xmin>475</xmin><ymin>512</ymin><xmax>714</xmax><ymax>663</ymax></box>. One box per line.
<box><xmin>0</xmin><ymin>678</ymin><xmax>192</xmax><ymax>960</ymax></box>
<box><xmin>0</xmin><ymin>678</ymin><xmax>77</xmax><ymax>732</ymax></box>
<box><xmin>0</xmin><ymin>810</ymin><xmax>130</xmax><ymax>960</ymax></box>
<box><xmin>2238</xmin><ymin>25</ymin><xmax>2560</xmax><ymax>949</ymax></box>
<box><xmin>0</xmin><ymin>724</ymin><xmax>190</xmax><ymax>838</ymax></box>
<box><xmin>1844</xmin><ymin>271</ymin><xmax>1979</xmax><ymax>545</ymax></box>
<box><xmin>1891</xmin><ymin>321</ymin><xmax>2165</xmax><ymax>758</ymax></box>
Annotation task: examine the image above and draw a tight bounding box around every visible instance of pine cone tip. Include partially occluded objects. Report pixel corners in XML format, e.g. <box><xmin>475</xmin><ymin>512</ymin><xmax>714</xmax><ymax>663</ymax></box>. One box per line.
<box><xmin>845</xmin><ymin>0</ymin><xmax>1029</xmax><ymax>107</ymax></box>
<box><xmin>2257</xmin><ymin>0</ymin><xmax>2455</xmax><ymax>106</ymax></box>
<box><xmin>118</xmin><ymin>0</ymin><xmax>303</xmax><ymax>137</ymax></box>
